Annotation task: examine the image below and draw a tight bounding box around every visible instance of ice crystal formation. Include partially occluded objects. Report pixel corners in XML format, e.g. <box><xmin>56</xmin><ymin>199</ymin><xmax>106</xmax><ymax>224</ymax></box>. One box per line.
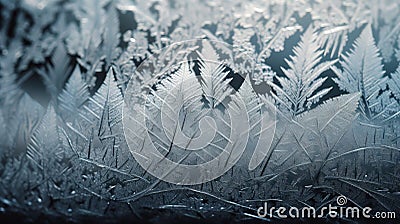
<box><xmin>0</xmin><ymin>0</ymin><xmax>399</xmax><ymax>223</ymax></box>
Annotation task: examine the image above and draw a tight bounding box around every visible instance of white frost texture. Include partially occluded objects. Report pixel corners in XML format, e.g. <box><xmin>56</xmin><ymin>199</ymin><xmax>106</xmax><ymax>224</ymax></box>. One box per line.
<box><xmin>0</xmin><ymin>0</ymin><xmax>399</xmax><ymax>223</ymax></box>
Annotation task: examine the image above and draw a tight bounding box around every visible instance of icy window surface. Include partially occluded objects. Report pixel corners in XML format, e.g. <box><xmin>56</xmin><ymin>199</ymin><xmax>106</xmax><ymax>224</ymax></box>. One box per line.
<box><xmin>0</xmin><ymin>0</ymin><xmax>399</xmax><ymax>223</ymax></box>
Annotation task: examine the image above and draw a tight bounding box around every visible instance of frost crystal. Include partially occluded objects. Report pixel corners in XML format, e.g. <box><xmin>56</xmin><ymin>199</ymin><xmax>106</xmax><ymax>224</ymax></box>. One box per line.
<box><xmin>0</xmin><ymin>0</ymin><xmax>399</xmax><ymax>223</ymax></box>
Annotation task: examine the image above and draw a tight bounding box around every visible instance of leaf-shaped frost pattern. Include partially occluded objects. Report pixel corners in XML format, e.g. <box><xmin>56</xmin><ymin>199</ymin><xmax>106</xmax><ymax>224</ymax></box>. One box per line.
<box><xmin>270</xmin><ymin>27</ymin><xmax>337</xmax><ymax>116</ymax></box>
<box><xmin>332</xmin><ymin>25</ymin><xmax>388</xmax><ymax>120</ymax></box>
<box><xmin>27</xmin><ymin>106</ymin><xmax>68</xmax><ymax>169</ymax></box>
<box><xmin>58</xmin><ymin>65</ymin><xmax>90</xmax><ymax>122</ymax></box>
<box><xmin>297</xmin><ymin>93</ymin><xmax>360</xmax><ymax>148</ymax></box>
<box><xmin>80</xmin><ymin>68</ymin><xmax>127</xmax><ymax>170</ymax></box>
<box><xmin>156</xmin><ymin>62</ymin><xmax>204</xmax><ymax>147</ymax></box>
<box><xmin>310</xmin><ymin>0</ymin><xmax>370</xmax><ymax>58</ymax></box>
<box><xmin>256</xmin><ymin>93</ymin><xmax>363</xmax><ymax>190</ymax></box>
<box><xmin>198</xmin><ymin>40</ymin><xmax>234</xmax><ymax>108</ymax></box>
<box><xmin>93</xmin><ymin>68</ymin><xmax>123</xmax><ymax>136</ymax></box>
